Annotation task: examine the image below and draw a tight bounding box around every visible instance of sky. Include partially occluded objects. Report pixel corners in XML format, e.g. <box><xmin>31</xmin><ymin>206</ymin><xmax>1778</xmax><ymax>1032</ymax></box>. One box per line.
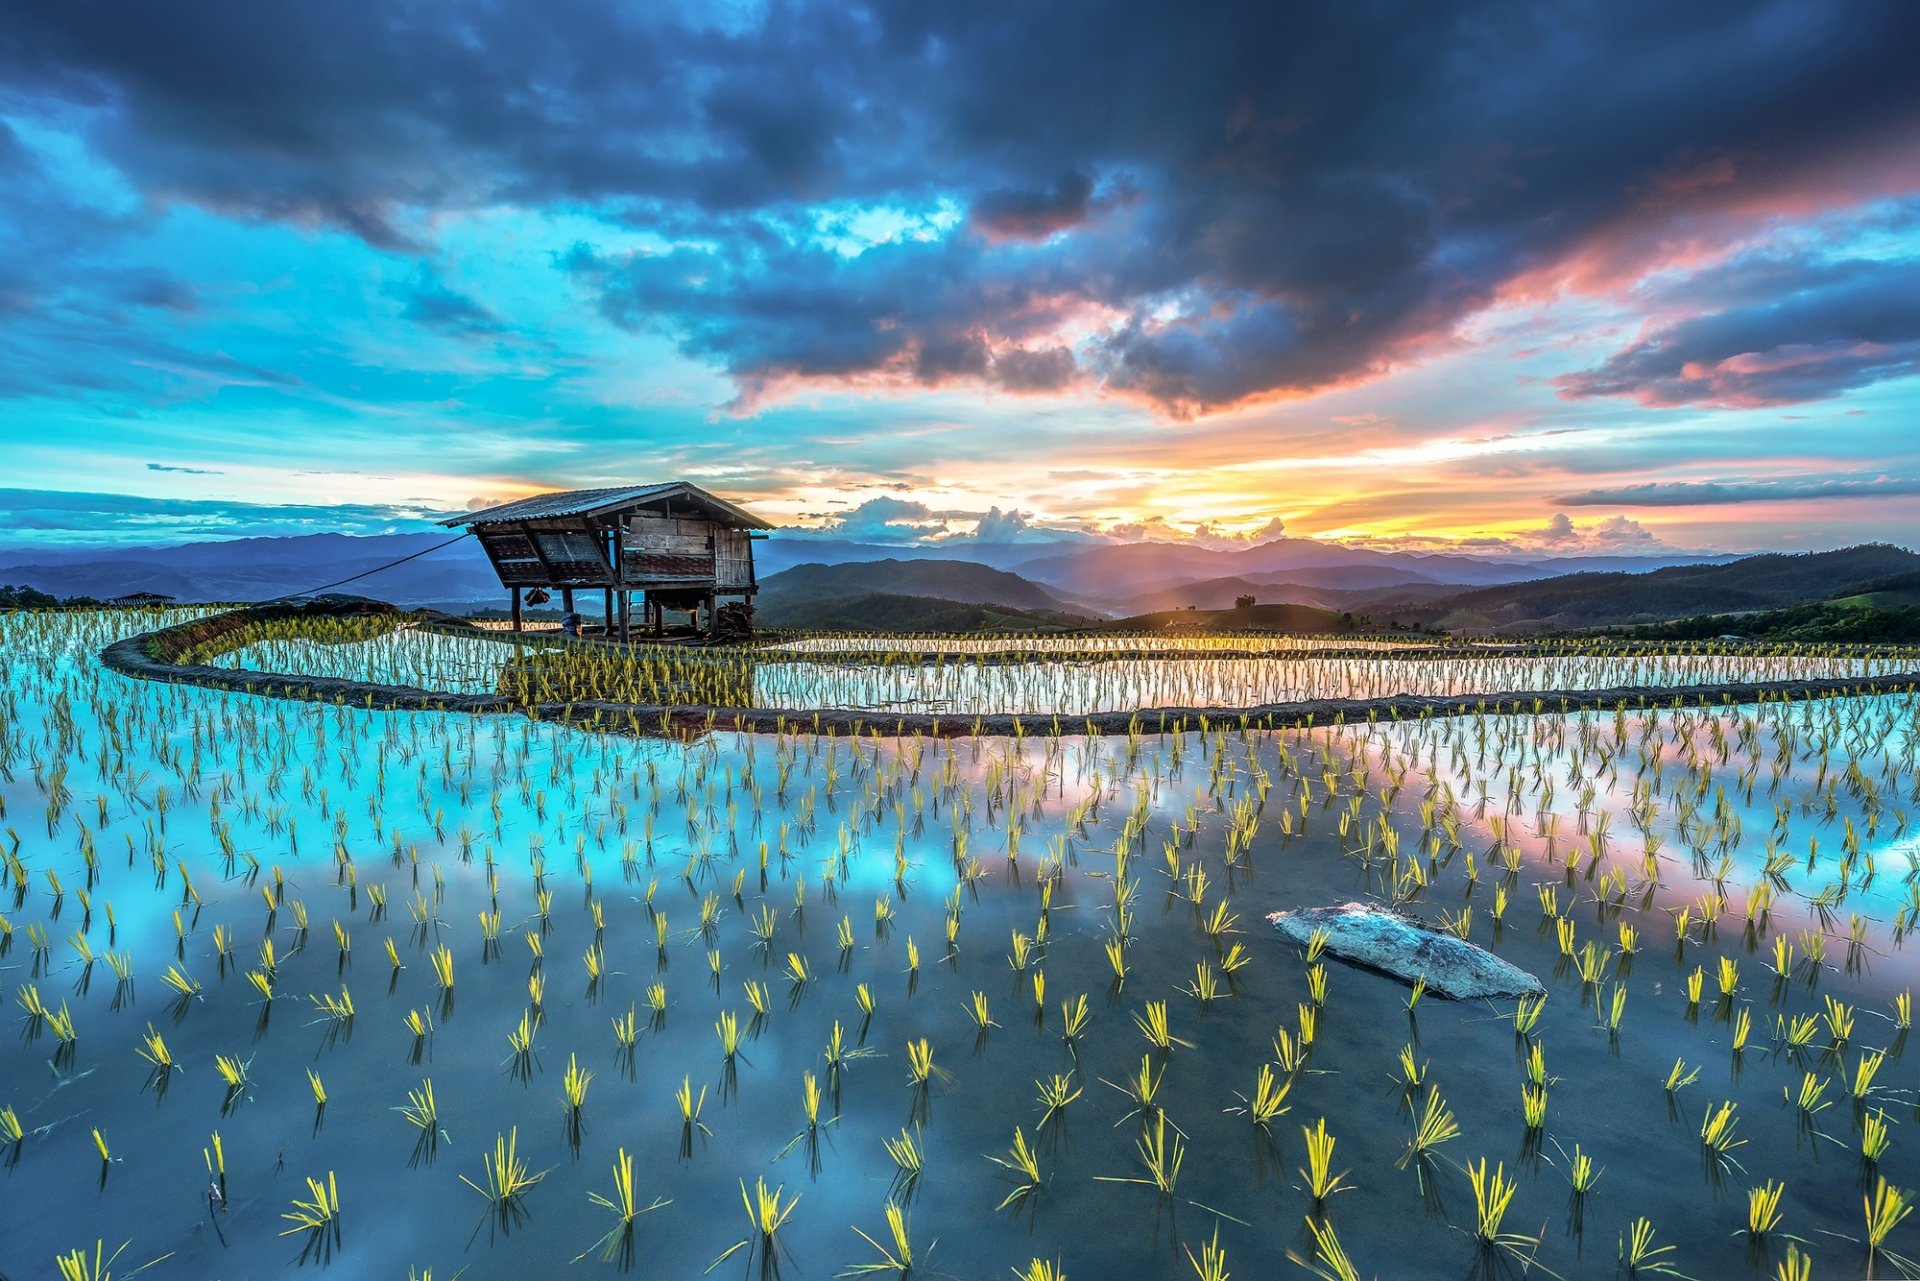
<box><xmin>2</xmin><ymin>0</ymin><xmax>1918</xmax><ymax>557</ymax></box>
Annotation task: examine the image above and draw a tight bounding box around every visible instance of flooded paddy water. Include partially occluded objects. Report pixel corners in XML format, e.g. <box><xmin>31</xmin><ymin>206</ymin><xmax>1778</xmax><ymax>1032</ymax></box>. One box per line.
<box><xmin>5</xmin><ymin>609</ymin><xmax>1920</xmax><ymax>1277</ymax></box>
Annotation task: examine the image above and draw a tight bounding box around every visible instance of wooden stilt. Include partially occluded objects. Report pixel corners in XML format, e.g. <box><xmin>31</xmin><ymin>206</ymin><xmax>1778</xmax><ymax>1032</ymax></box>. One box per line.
<box><xmin>511</xmin><ymin>586</ymin><xmax>522</xmax><ymax>633</ymax></box>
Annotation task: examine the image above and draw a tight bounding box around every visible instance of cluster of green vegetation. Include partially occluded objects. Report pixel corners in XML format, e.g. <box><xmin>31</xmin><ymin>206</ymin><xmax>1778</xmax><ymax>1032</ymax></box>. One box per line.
<box><xmin>1619</xmin><ymin>601</ymin><xmax>1920</xmax><ymax>644</ymax></box>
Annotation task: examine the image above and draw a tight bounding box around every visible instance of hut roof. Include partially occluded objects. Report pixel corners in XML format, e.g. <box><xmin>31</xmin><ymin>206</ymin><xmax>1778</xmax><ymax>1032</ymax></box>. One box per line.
<box><xmin>440</xmin><ymin>482</ymin><xmax>774</xmax><ymax>530</ymax></box>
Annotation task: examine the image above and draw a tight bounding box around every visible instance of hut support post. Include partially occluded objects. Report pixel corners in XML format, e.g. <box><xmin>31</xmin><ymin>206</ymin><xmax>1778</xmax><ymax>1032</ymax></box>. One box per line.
<box><xmin>561</xmin><ymin>588</ymin><xmax>575</xmax><ymax>614</ymax></box>
<box><xmin>603</xmin><ymin>589</ymin><xmax>613</xmax><ymax>636</ymax></box>
<box><xmin>511</xmin><ymin>586</ymin><xmax>522</xmax><ymax>633</ymax></box>
<box><xmin>618</xmin><ymin>591</ymin><xmax>631</xmax><ymax>642</ymax></box>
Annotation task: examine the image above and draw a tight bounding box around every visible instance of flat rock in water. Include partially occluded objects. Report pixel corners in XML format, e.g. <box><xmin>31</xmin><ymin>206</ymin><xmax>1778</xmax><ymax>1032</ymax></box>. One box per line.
<box><xmin>1268</xmin><ymin>902</ymin><xmax>1545</xmax><ymax>1000</ymax></box>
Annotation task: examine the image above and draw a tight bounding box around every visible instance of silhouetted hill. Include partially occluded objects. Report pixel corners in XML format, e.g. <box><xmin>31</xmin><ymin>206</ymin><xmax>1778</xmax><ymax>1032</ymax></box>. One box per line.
<box><xmin>1365</xmin><ymin>545</ymin><xmax>1920</xmax><ymax>633</ymax></box>
<box><xmin>755</xmin><ymin>560</ymin><xmax>1074</xmax><ymax>617</ymax></box>
<box><xmin>756</xmin><ymin>593</ymin><xmax>1082</xmax><ymax>633</ymax></box>
<box><xmin>1100</xmin><ymin>602</ymin><xmax>1367</xmax><ymax>634</ymax></box>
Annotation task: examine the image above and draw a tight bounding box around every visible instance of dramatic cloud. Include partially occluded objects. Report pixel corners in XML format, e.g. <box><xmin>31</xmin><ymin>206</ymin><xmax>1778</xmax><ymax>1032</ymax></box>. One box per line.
<box><xmin>1557</xmin><ymin>476</ymin><xmax>1920</xmax><ymax>506</ymax></box>
<box><xmin>8</xmin><ymin>0</ymin><xmax>1919</xmax><ymax>416</ymax></box>
<box><xmin>803</xmin><ymin>496</ymin><xmax>951</xmax><ymax>542</ymax></box>
<box><xmin>1559</xmin><ymin>256</ymin><xmax>1920</xmax><ymax>407</ymax></box>
<box><xmin>1519</xmin><ymin>512</ymin><xmax>1657</xmax><ymax>552</ymax></box>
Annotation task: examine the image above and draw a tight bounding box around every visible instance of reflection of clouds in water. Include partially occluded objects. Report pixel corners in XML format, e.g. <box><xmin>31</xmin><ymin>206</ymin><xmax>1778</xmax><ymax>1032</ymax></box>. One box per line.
<box><xmin>1338</xmin><ymin>696</ymin><xmax>1920</xmax><ymax>936</ymax></box>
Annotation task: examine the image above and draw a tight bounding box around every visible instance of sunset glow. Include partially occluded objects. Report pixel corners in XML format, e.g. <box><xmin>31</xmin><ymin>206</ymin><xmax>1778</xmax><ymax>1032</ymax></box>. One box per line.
<box><xmin>1</xmin><ymin>3</ymin><xmax>1916</xmax><ymax>555</ymax></box>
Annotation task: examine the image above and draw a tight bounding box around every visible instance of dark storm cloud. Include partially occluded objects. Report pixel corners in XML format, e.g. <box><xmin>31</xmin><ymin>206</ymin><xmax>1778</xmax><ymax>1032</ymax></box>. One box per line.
<box><xmin>1557</xmin><ymin>257</ymin><xmax>1920</xmax><ymax>407</ymax></box>
<box><xmin>970</xmin><ymin>172</ymin><xmax>1096</xmax><ymax>242</ymax></box>
<box><xmin>6</xmin><ymin>0</ymin><xmax>1920</xmax><ymax>414</ymax></box>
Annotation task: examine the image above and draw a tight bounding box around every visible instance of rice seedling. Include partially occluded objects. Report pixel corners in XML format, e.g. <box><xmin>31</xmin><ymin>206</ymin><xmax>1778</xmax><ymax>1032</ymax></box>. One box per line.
<box><xmin>1863</xmin><ymin>1108</ymin><xmax>1893</xmax><ymax>1163</ymax></box>
<box><xmin>1133</xmin><ymin>1000</ymin><xmax>1193</xmax><ymax>1051</ymax></box>
<box><xmin>580</xmin><ymin>1147</ymin><xmax>670</xmax><ymax>1265</ymax></box>
<box><xmin>1521</xmin><ymin>1083</ymin><xmax>1548</xmax><ymax>1130</ymax></box>
<box><xmin>967</xmin><ymin>990</ymin><xmax>998</xmax><ymax>1031</ymax></box>
<box><xmin>1788</xmin><ymin>1071</ymin><xmax>1832</xmax><ymax>1114</ymax></box>
<box><xmin>906</xmin><ymin>1038</ymin><xmax>936</xmax><ymax>1086</ymax></box>
<box><xmin>1823</xmin><ymin>995</ymin><xmax>1855</xmax><ymax>1043</ymax></box>
<box><xmin>1184</xmin><ymin>1226</ymin><xmax>1230</xmax><ymax>1281</ymax></box>
<box><xmin>461</xmin><ymin>1128</ymin><xmax>546</xmax><ymax>1215</ymax></box>
<box><xmin>1288</xmin><ymin>1215</ymin><xmax>1362</xmax><ymax>1281</ymax></box>
<box><xmin>1774</xmin><ymin>1244</ymin><xmax>1812</xmax><ymax>1281</ymax></box>
<box><xmin>399</xmin><ymin>1079</ymin><xmax>438</xmax><ymax>1131</ymax></box>
<box><xmin>884</xmin><ymin>1127</ymin><xmax>922</xmax><ymax>1191</ymax></box>
<box><xmin>1512</xmin><ymin>994</ymin><xmax>1546</xmax><ymax>1035</ymax></box>
<box><xmin>1060</xmin><ymin>993</ymin><xmax>1091</xmax><ymax>1043</ymax></box>
<box><xmin>1618</xmin><ymin>1217</ymin><xmax>1680</xmax><ymax>1275</ymax></box>
<box><xmin>1717</xmin><ymin>955</ymin><xmax>1740</xmax><ymax>997</ymax></box>
<box><xmin>213</xmin><ymin>1054</ymin><xmax>250</xmax><ymax>1092</ymax></box>
<box><xmin>1780</xmin><ymin>1013</ymin><xmax>1820</xmax><ymax>1049</ymax></box>
<box><xmin>0</xmin><ymin>1105</ymin><xmax>23</xmax><ymax>1145</ymax></box>
<box><xmin>1747</xmin><ymin>1179</ymin><xmax>1786</xmax><ymax>1237</ymax></box>
<box><xmin>1700</xmin><ymin>1100</ymin><xmax>1746</xmax><ymax>1155</ymax></box>
<box><xmin>1399</xmin><ymin>1087</ymin><xmax>1459</xmax><ymax>1170</ymax></box>
<box><xmin>562</xmin><ymin>1052</ymin><xmax>593</xmax><ymax>1115</ymax></box>
<box><xmin>279</xmin><ymin>1171</ymin><xmax>342</xmax><ymax>1240</ymax></box>
<box><xmin>710</xmin><ymin>1177</ymin><xmax>800</xmax><ymax>1273</ymax></box>
<box><xmin>1851</xmin><ymin>1048</ymin><xmax>1885</xmax><ymax>1099</ymax></box>
<box><xmin>307</xmin><ymin>1068</ymin><xmax>327</xmax><ymax>1107</ymax></box>
<box><xmin>54</xmin><ymin>1240</ymin><xmax>145</xmax><ymax>1281</ymax></box>
<box><xmin>1095</xmin><ymin>1110</ymin><xmax>1185</xmax><ymax>1197</ymax></box>
<box><xmin>1035</xmin><ymin>1073</ymin><xmax>1081</xmax><ymax>1127</ymax></box>
<box><xmin>988</xmin><ymin>1126</ymin><xmax>1045</xmax><ymax>1210</ymax></box>
<box><xmin>1565</xmin><ymin>1144</ymin><xmax>1602</xmax><ymax>1194</ymax></box>
<box><xmin>134</xmin><ymin>1024</ymin><xmax>174</xmax><ymax>1076</ymax></box>
<box><xmin>428</xmin><ymin>945</ymin><xmax>455</xmax><ymax>991</ymax></box>
<box><xmin>1298</xmin><ymin>1117</ymin><xmax>1349</xmax><ymax>1202</ymax></box>
<box><xmin>843</xmin><ymin>1200</ymin><xmax>917</xmax><ymax>1277</ymax></box>
<box><xmin>1732</xmin><ymin>1006</ymin><xmax>1752</xmax><ymax>1052</ymax></box>
<box><xmin>1467</xmin><ymin>1158</ymin><xmax>1535</xmax><ymax>1253</ymax></box>
<box><xmin>158</xmin><ymin>965</ymin><xmax>200</xmax><ymax>999</ymax></box>
<box><xmin>1865</xmin><ymin>1177</ymin><xmax>1915</xmax><ymax>1269</ymax></box>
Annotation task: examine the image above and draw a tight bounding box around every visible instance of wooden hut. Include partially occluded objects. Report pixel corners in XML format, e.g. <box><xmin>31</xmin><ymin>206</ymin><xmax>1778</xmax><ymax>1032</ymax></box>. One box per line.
<box><xmin>441</xmin><ymin>482</ymin><xmax>773</xmax><ymax>639</ymax></box>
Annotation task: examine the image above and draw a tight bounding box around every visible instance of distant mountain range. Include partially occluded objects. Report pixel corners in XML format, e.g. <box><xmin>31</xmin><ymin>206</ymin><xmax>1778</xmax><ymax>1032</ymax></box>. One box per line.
<box><xmin>9</xmin><ymin>528</ymin><xmax>1910</xmax><ymax>637</ymax></box>
<box><xmin>0</xmin><ymin>528</ymin><xmax>1737</xmax><ymax>618</ymax></box>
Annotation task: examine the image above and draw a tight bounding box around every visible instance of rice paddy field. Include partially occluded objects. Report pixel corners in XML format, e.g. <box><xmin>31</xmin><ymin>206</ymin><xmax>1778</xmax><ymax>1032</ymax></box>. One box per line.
<box><xmin>198</xmin><ymin>616</ymin><xmax>1913</xmax><ymax>718</ymax></box>
<box><xmin>7</xmin><ymin>607</ymin><xmax>1920</xmax><ymax>1278</ymax></box>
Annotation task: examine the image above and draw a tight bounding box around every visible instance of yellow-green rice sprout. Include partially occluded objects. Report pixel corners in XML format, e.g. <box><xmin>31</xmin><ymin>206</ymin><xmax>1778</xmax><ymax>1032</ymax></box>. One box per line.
<box><xmin>1299</xmin><ymin>1117</ymin><xmax>1349</xmax><ymax>1201</ymax></box>
<box><xmin>1700</xmin><ymin>1100</ymin><xmax>1745</xmax><ymax>1155</ymax></box>
<box><xmin>1618</xmin><ymin>1217</ymin><xmax>1676</xmax><ymax>1275</ymax></box>
<box><xmin>279</xmin><ymin>1171</ymin><xmax>341</xmax><ymax>1238</ymax></box>
<box><xmin>1747</xmin><ymin>1180</ymin><xmax>1786</xmax><ymax>1237</ymax></box>
<box><xmin>461</xmin><ymin>1127</ymin><xmax>546</xmax><ymax>1210</ymax></box>
<box><xmin>1865</xmin><ymin>1177</ymin><xmax>1914</xmax><ymax>1262</ymax></box>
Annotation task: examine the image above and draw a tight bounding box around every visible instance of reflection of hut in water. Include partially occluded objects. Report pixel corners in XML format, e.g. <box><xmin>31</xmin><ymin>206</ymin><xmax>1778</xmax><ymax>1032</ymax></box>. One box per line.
<box><xmin>494</xmin><ymin>644</ymin><xmax>756</xmax><ymax>709</ymax></box>
<box><xmin>442</xmin><ymin>482</ymin><xmax>774</xmax><ymax>640</ymax></box>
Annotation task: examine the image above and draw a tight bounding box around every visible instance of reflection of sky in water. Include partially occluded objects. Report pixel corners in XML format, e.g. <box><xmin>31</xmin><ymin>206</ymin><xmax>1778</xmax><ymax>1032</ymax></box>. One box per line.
<box><xmin>6</xmin><ymin>610</ymin><xmax>1920</xmax><ymax>1278</ymax></box>
<box><xmin>1336</xmin><ymin>695</ymin><xmax>1920</xmax><ymax>938</ymax></box>
<box><xmin>207</xmin><ymin>626</ymin><xmax>1909</xmax><ymax>715</ymax></box>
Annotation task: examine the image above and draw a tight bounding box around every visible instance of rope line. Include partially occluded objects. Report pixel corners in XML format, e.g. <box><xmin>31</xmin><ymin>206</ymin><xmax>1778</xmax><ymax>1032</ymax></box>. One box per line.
<box><xmin>257</xmin><ymin>532</ymin><xmax>472</xmax><ymax>604</ymax></box>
